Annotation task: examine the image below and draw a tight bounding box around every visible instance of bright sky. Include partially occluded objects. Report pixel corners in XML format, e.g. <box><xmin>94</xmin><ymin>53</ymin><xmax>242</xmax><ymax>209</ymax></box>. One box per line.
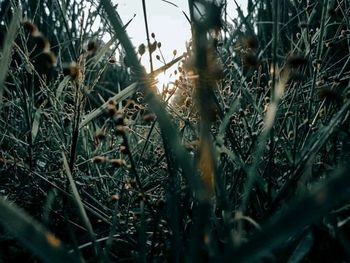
<box><xmin>106</xmin><ymin>0</ymin><xmax>247</xmax><ymax>90</ymax></box>
<box><xmin>112</xmin><ymin>1</ymin><xmax>247</xmax><ymax>69</ymax></box>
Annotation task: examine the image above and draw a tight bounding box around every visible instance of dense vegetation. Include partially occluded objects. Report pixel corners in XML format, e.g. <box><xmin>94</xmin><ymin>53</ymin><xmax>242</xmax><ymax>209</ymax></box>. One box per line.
<box><xmin>1</xmin><ymin>0</ymin><xmax>350</xmax><ymax>262</ymax></box>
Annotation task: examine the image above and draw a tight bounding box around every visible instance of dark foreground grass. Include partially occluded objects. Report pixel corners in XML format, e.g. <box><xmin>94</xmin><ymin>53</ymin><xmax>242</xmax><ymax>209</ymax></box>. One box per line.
<box><xmin>1</xmin><ymin>0</ymin><xmax>350</xmax><ymax>262</ymax></box>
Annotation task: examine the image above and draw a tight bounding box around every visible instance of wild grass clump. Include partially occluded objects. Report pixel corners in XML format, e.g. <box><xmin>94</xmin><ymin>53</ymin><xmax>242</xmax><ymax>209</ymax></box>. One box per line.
<box><xmin>1</xmin><ymin>0</ymin><xmax>350</xmax><ymax>262</ymax></box>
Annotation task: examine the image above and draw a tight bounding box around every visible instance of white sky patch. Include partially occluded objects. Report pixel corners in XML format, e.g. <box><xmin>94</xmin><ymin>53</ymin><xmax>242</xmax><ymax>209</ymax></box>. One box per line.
<box><xmin>89</xmin><ymin>0</ymin><xmax>247</xmax><ymax>91</ymax></box>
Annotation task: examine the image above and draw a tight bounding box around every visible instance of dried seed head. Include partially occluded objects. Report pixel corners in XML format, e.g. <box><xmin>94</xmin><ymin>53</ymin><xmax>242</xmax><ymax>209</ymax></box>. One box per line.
<box><xmin>110</xmin><ymin>159</ymin><xmax>126</xmax><ymax>168</ymax></box>
<box><xmin>108</xmin><ymin>100</ymin><xmax>116</xmax><ymax>106</ymax></box>
<box><xmin>138</xmin><ymin>43</ymin><xmax>146</xmax><ymax>56</ymax></box>
<box><xmin>37</xmin><ymin>51</ymin><xmax>57</xmax><ymax>68</ymax></box>
<box><xmin>287</xmin><ymin>54</ymin><xmax>308</xmax><ymax>68</ymax></box>
<box><xmin>87</xmin><ymin>40</ymin><xmax>98</xmax><ymax>53</ymax></box>
<box><xmin>22</xmin><ymin>20</ymin><xmax>39</xmax><ymax>35</ymax></box>
<box><xmin>120</xmin><ymin>143</ymin><xmax>129</xmax><ymax>154</ymax></box>
<box><xmin>157</xmin><ymin>42</ymin><xmax>162</xmax><ymax>48</ymax></box>
<box><xmin>318</xmin><ymin>88</ymin><xmax>342</xmax><ymax>104</ymax></box>
<box><xmin>151</xmin><ymin>32</ymin><xmax>155</xmax><ymax>38</ymax></box>
<box><xmin>142</xmin><ymin>113</ymin><xmax>156</xmax><ymax>123</ymax></box>
<box><xmin>63</xmin><ymin>62</ymin><xmax>81</xmax><ymax>80</ymax></box>
<box><xmin>111</xmin><ymin>194</ymin><xmax>120</xmax><ymax>201</ymax></box>
<box><xmin>242</xmin><ymin>52</ymin><xmax>259</xmax><ymax>68</ymax></box>
<box><xmin>32</xmin><ymin>33</ymin><xmax>50</xmax><ymax>51</ymax></box>
<box><xmin>149</xmin><ymin>41</ymin><xmax>157</xmax><ymax>53</ymax></box>
<box><xmin>92</xmin><ymin>156</ymin><xmax>106</xmax><ymax>163</ymax></box>
<box><xmin>173</xmin><ymin>49</ymin><xmax>177</xmax><ymax>56</ymax></box>
<box><xmin>114</xmin><ymin>111</ymin><xmax>125</xmax><ymax>125</ymax></box>
<box><xmin>105</xmin><ymin>101</ymin><xmax>117</xmax><ymax>116</ymax></box>
<box><xmin>115</xmin><ymin>125</ymin><xmax>127</xmax><ymax>136</ymax></box>
<box><xmin>243</xmin><ymin>35</ymin><xmax>259</xmax><ymax>50</ymax></box>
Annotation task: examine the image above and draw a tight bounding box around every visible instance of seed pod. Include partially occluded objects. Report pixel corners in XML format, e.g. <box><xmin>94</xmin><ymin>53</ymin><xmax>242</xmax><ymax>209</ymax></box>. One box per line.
<box><xmin>110</xmin><ymin>158</ymin><xmax>126</xmax><ymax>167</ymax></box>
<box><xmin>115</xmin><ymin>125</ymin><xmax>127</xmax><ymax>136</ymax></box>
<box><xmin>111</xmin><ymin>194</ymin><xmax>120</xmax><ymax>201</ymax></box>
<box><xmin>105</xmin><ymin>100</ymin><xmax>117</xmax><ymax>116</ymax></box>
<box><xmin>114</xmin><ymin>111</ymin><xmax>125</xmax><ymax>125</ymax></box>
<box><xmin>32</xmin><ymin>33</ymin><xmax>50</xmax><ymax>51</ymax></box>
<box><xmin>63</xmin><ymin>62</ymin><xmax>81</xmax><ymax>80</ymax></box>
<box><xmin>87</xmin><ymin>40</ymin><xmax>98</xmax><ymax>53</ymax></box>
<box><xmin>120</xmin><ymin>143</ymin><xmax>129</xmax><ymax>154</ymax></box>
<box><xmin>318</xmin><ymin>88</ymin><xmax>342</xmax><ymax>105</ymax></box>
<box><xmin>36</xmin><ymin>51</ymin><xmax>57</xmax><ymax>69</ymax></box>
<box><xmin>92</xmin><ymin>156</ymin><xmax>106</xmax><ymax>163</ymax></box>
<box><xmin>138</xmin><ymin>43</ymin><xmax>146</xmax><ymax>56</ymax></box>
<box><xmin>142</xmin><ymin>113</ymin><xmax>156</xmax><ymax>123</ymax></box>
<box><xmin>243</xmin><ymin>35</ymin><xmax>259</xmax><ymax>50</ymax></box>
<box><xmin>22</xmin><ymin>20</ymin><xmax>38</xmax><ymax>35</ymax></box>
<box><xmin>242</xmin><ymin>52</ymin><xmax>259</xmax><ymax>68</ymax></box>
<box><xmin>287</xmin><ymin>54</ymin><xmax>308</xmax><ymax>68</ymax></box>
<box><xmin>149</xmin><ymin>41</ymin><xmax>157</xmax><ymax>53</ymax></box>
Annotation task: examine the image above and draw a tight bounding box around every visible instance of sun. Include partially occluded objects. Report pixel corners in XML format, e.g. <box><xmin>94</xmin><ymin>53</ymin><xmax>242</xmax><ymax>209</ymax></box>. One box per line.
<box><xmin>155</xmin><ymin>71</ymin><xmax>178</xmax><ymax>96</ymax></box>
<box><xmin>155</xmin><ymin>73</ymin><xmax>170</xmax><ymax>93</ymax></box>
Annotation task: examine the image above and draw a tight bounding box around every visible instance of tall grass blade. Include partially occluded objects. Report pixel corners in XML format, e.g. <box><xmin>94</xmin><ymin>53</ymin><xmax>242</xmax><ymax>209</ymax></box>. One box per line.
<box><xmin>0</xmin><ymin>7</ymin><xmax>21</xmax><ymax>112</ymax></box>
<box><xmin>0</xmin><ymin>197</ymin><xmax>78</xmax><ymax>263</ymax></box>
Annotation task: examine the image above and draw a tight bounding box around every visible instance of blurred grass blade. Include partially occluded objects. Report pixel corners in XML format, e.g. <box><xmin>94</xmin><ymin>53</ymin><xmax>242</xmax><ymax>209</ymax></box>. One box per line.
<box><xmin>0</xmin><ymin>6</ymin><xmax>21</xmax><ymax>112</ymax></box>
<box><xmin>0</xmin><ymin>197</ymin><xmax>78</xmax><ymax>263</ymax></box>
<box><xmin>287</xmin><ymin>230</ymin><xmax>313</xmax><ymax>263</ymax></box>
<box><xmin>226</xmin><ymin>164</ymin><xmax>350</xmax><ymax>262</ymax></box>
<box><xmin>99</xmin><ymin>0</ymin><xmax>206</xmax><ymax>200</ymax></box>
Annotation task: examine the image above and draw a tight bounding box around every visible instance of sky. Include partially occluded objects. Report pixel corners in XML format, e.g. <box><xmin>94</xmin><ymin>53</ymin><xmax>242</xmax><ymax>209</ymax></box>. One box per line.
<box><xmin>106</xmin><ymin>0</ymin><xmax>247</xmax><ymax>89</ymax></box>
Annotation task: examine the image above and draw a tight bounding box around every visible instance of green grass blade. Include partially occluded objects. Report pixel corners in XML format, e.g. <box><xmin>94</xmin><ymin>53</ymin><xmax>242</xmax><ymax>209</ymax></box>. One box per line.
<box><xmin>0</xmin><ymin>7</ymin><xmax>21</xmax><ymax>112</ymax></box>
<box><xmin>226</xmin><ymin>163</ymin><xmax>350</xmax><ymax>262</ymax></box>
<box><xmin>0</xmin><ymin>197</ymin><xmax>78</xmax><ymax>263</ymax></box>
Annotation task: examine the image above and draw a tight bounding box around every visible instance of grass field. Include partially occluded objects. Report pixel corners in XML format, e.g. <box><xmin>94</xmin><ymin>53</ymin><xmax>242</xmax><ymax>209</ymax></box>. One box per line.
<box><xmin>1</xmin><ymin>0</ymin><xmax>350</xmax><ymax>262</ymax></box>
